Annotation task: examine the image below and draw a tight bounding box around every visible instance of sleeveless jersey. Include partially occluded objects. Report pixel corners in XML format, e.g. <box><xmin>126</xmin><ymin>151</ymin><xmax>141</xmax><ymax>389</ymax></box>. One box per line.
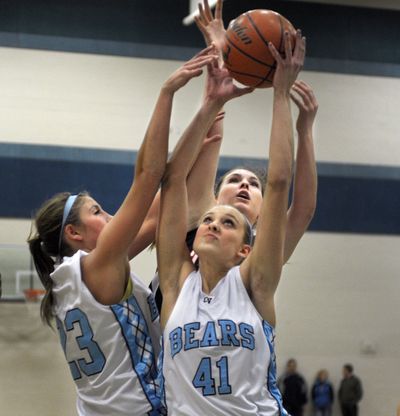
<box><xmin>161</xmin><ymin>266</ymin><xmax>287</xmax><ymax>416</ymax></box>
<box><xmin>51</xmin><ymin>250</ymin><xmax>165</xmax><ymax>416</ymax></box>
<box><xmin>150</xmin><ymin>227</ymin><xmax>257</xmax><ymax>313</ymax></box>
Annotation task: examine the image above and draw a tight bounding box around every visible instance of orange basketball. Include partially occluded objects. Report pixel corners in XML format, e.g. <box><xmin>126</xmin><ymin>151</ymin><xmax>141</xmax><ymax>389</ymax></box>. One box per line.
<box><xmin>222</xmin><ymin>9</ymin><xmax>296</xmax><ymax>88</ymax></box>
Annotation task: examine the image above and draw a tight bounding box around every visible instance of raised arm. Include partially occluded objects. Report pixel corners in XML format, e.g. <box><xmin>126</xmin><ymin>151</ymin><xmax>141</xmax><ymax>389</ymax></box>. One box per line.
<box><xmin>157</xmin><ymin>99</ymin><xmax>222</xmax><ymax>326</ymax></box>
<box><xmin>127</xmin><ymin>191</ymin><xmax>161</xmax><ymax>259</ymax></box>
<box><xmin>186</xmin><ymin>109</ymin><xmax>225</xmax><ymax>229</ymax></box>
<box><xmin>157</xmin><ymin>58</ymin><xmax>253</xmax><ymax>326</ymax></box>
<box><xmin>129</xmin><ymin>0</ymin><xmax>228</xmax><ymax>255</ymax></box>
<box><xmin>284</xmin><ymin>80</ymin><xmax>318</xmax><ymax>262</ymax></box>
<box><xmin>186</xmin><ymin>0</ymin><xmax>227</xmax><ymax>227</ymax></box>
<box><xmin>195</xmin><ymin>0</ymin><xmax>226</xmax><ymax>62</ymax></box>
<box><xmin>240</xmin><ymin>30</ymin><xmax>306</xmax><ymax>325</ymax></box>
<box><xmin>128</xmin><ymin>111</ymin><xmax>225</xmax><ymax>257</ymax></box>
<box><xmin>83</xmin><ymin>48</ymin><xmax>216</xmax><ymax>304</ymax></box>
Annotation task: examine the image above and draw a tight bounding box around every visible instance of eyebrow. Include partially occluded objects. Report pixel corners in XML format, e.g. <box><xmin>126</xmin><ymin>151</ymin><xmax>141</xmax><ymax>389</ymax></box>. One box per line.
<box><xmin>225</xmin><ymin>212</ymin><xmax>242</xmax><ymax>223</ymax></box>
<box><xmin>227</xmin><ymin>173</ymin><xmax>259</xmax><ymax>183</ymax></box>
<box><xmin>224</xmin><ymin>212</ymin><xmax>238</xmax><ymax>219</ymax></box>
<box><xmin>226</xmin><ymin>173</ymin><xmax>241</xmax><ymax>179</ymax></box>
<box><xmin>218</xmin><ymin>211</ymin><xmax>241</xmax><ymax>225</ymax></box>
<box><xmin>202</xmin><ymin>211</ymin><xmax>239</xmax><ymax>221</ymax></box>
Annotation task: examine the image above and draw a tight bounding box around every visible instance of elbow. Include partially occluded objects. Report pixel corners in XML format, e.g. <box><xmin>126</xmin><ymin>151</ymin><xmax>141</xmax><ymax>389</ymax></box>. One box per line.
<box><xmin>301</xmin><ymin>203</ymin><xmax>316</xmax><ymax>225</ymax></box>
<box><xmin>136</xmin><ymin>166</ymin><xmax>165</xmax><ymax>183</ymax></box>
<box><xmin>135</xmin><ymin>156</ymin><xmax>168</xmax><ymax>182</ymax></box>
<box><xmin>267</xmin><ymin>163</ymin><xmax>293</xmax><ymax>191</ymax></box>
<box><xmin>266</xmin><ymin>174</ymin><xmax>292</xmax><ymax>192</ymax></box>
<box><xmin>89</xmin><ymin>271</ymin><xmax>127</xmax><ymax>305</ymax></box>
<box><xmin>292</xmin><ymin>198</ymin><xmax>317</xmax><ymax>226</ymax></box>
<box><xmin>92</xmin><ymin>289</ymin><xmax>124</xmax><ymax>306</ymax></box>
<box><xmin>307</xmin><ymin>203</ymin><xmax>317</xmax><ymax>222</ymax></box>
<box><xmin>162</xmin><ymin>162</ymin><xmax>188</xmax><ymax>185</ymax></box>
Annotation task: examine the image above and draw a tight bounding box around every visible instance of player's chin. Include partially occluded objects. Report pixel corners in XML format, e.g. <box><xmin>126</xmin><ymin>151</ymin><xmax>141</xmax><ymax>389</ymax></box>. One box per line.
<box><xmin>232</xmin><ymin>200</ymin><xmax>250</xmax><ymax>213</ymax></box>
<box><xmin>196</xmin><ymin>241</ymin><xmax>219</xmax><ymax>255</ymax></box>
<box><xmin>200</xmin><ymin>239</ymin><xmax>218</xmax><ymax>248</ymax></box>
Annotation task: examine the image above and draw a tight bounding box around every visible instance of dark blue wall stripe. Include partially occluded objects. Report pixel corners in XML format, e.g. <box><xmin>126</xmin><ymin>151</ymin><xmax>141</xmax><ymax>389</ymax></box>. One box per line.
<box><xmin>1</xmin><ymin>155</ymin><xmax>132</xmax><ymax>219</ymax></box>
<box><xmin>0</xmin><ymin>0</ymin><xmax>400</xmax><ymax>78</ymax></box>
<box><xmin>310</xmin><ymin>176</ymin><xmax>400</xmax><ymax>234</ymax></box>
<box><xmin>0</xmin><ymin>142</ymin><xmax>135</xmax><ymax>164</ymax></box>
<box><xmin>1</xmin><ymin>143</ymin><xmax>399</xmax><ymax>235</ymax></box>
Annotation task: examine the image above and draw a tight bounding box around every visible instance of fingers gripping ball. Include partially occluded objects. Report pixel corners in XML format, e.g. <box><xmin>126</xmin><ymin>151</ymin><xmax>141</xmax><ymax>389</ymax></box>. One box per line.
<box><xmin>222</xmin><ymin>9</ymin><xmax>296</xmax><ymax>88</ymax></box>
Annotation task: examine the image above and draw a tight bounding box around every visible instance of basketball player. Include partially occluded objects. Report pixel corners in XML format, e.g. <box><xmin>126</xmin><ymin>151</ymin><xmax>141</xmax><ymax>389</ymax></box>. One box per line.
<box><xmin>187</xmin><ymin>79</ymin><xmax>318</xmax><ymax>261</ymax></box>
<box><xmin>157</xmin><ymin>29</ymin><xmax>305</xmax><ymax>415</ymax></box>
<box><xmin>27</xmin><ymin>47</ymin><xmax>218</xmax><ymax>416</ymax></box>
<box><xmin>192</xmin><ymin>0</ymin><xmax>318</xmax><ymax>258</ymax></box>
<box><xmin>150</xmin><ymin>1</ymin><xmax>318</xmax><ymax>310</ymax></box>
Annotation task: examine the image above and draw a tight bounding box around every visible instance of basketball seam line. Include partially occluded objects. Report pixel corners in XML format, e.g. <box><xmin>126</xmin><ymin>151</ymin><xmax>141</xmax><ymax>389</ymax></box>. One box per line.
<box><xmin>255</xmin><ymin>14</ymin><xmax>287</xmax><ymax>88</ymax></box>
<box><xmin>245</xmin><ymin>12</ymin><xmax>272</xmax><ymax>52</ymax></box>
<box><xmin>224</xmin><ymin>34</ymin><xmax>274</xmax><ymax>69</ymax></box>
<box><xmin>277</xmin><ymin>15</ymin><xmax>285</xmax><ymax>54</ymax></box>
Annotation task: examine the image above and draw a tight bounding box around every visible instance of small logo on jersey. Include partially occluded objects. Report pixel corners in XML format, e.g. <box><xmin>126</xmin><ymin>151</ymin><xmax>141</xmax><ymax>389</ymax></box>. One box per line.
<box><xmin>203</xmin><ymin>296</ymin><xmax>213</xmax><ymax>304</ymax></box>
<box><xmin>147</xmin><ymin>294</ymin><xmax>159</xmax><ymax>322</ymax></box>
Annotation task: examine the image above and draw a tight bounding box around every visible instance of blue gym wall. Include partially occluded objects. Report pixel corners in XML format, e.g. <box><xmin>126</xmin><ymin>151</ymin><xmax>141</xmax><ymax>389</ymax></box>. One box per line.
<box><xmin>0</xmin><ymin>0</ymin><xmax>399</xmax><ymax>234</ymax></box>
<box><xmin>1</xmin><ymin>143</ymin><xmax>399</xmax><ymax>234</ymax></box>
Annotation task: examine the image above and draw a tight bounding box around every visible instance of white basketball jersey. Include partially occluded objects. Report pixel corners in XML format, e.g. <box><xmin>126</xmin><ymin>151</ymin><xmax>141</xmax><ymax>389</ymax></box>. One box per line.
<box><xmin>161</xmin><ymin>266</ymin><xmax>287</xmax><ymax>416</ymax></box>
<box><xmin>51</xmin><ymin>250</ymin><xmax>165</xmax><ymax>416</ymax></box>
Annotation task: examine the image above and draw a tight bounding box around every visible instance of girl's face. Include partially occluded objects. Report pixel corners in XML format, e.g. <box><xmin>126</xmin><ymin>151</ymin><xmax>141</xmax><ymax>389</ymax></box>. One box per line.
<box><xmin>194</xmin><ymin>205</ymin><xmax>250</xmax><ymax>264</ymax></box>
<box><xmin>76</xmin><ymin>197</ymin><xmax>112</xmax><ymax>251</ymax></box>
<box><xmin>216</xmin><ymin>169</ymin><xmax>262</xmax><ymax>225</ymax></box>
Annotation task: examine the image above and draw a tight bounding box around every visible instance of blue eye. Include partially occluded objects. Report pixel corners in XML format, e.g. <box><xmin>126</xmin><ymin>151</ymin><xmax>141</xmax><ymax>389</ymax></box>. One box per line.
<box><xmin>203</xmin><ymin>216</ymin><xmax>212</xmax><ymax>224</ymax></box>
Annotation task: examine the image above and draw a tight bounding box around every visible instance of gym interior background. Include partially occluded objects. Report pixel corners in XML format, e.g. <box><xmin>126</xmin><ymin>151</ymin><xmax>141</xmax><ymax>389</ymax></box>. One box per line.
<box><xmin>0</xmin><ymin>0</ymin><xmax>399</xmax><ymax>415</ymax></box>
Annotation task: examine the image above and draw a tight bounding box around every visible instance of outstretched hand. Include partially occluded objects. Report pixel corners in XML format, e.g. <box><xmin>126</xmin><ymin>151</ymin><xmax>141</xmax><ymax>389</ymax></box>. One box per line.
<box><xmin>163</xmin><ymin>45</ymin><xmax>218</xmax><ymax>94</ymax></box>
<box><xmin>268</xmin><ymin>29</ymin><xmax>306</xmax><ymax>93</ymax></box>
<box><xmin>195</xmin><ymin>0</ymin><xmax>225</xmax><ymax>58</ymax></box>
<box><xmin>205</xmin><ymin>55</ymin><xmax>254</xmax><ymax>105</ymax></box>
<box><xmin>290</xmin><ymin>80</ymin><xmax>318</xmax><ymax>137</ymax></box>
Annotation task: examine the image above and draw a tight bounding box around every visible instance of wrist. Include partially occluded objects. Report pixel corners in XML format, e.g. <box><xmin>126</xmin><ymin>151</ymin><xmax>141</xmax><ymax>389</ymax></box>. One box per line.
<box><xmin>160</xmin><ymin>84</ymin><xmax>177</xmax><ymax>97</ymax></box>
<box><xmin>203</xmin><ymin>95</ymin><xmax>225</xmax><ymax>110</ymax></box>
<box><xmin>297</xmin><ymin>130</ymin><xmax>313</xmax><ymax>141</ymax></box>
<box><xmin>273</xmin><ymin>88</ymin><xmax>291</xmax><ymax>100</ymax></box>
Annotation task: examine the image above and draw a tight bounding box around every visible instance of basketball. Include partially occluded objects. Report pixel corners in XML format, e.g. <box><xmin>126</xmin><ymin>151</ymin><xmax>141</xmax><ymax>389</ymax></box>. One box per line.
<box><xmin>222</xmin><ymin>9</ymin><xmax>296</xmax><ymax>88</ymax></box>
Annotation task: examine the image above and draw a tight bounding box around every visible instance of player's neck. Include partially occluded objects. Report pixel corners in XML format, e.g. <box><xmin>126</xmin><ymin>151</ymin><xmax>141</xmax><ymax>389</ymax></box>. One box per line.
<box><xmin>198</xmin><ymin>260</ymin><xmax>230</xmax><ymax>294</ymax></box>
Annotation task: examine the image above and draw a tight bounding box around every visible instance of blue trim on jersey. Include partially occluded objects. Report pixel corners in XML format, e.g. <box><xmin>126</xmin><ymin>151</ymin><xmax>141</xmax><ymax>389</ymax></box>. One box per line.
<box><xmin>111</xmin><ymin>295</ymin><xmax>164</xmax><ymax>414</ymax></box>
<box><xmin>262</xmin><ymin>321</ymin><xmax>288</xmax><ymax>416</ymax></box>
<box><xmin>147</xmin><ymin>293</ymin><xmax>159</xmax><ymax>322</ymax></box>
<box><xmin>158</xmin><ymin>336</ymin><xmax>167</xmax><ymax>414</ymax></box>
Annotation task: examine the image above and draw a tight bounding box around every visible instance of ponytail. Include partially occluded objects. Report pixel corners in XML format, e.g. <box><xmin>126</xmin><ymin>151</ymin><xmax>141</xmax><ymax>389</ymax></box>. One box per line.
<box><xmin>28</xmin><ymin>234</ymin><xmax>55</xmax><ymax>326</ymax></box>
<box><xmin>27</xmin><ymin>191</ymin><xmax>88</xmax><ymax>327</ymax></box>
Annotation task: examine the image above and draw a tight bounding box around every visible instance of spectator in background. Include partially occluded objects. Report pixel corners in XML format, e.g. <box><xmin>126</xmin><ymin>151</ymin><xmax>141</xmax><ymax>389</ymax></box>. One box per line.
<box><xmin>311</xmin><ymin>369</ymin><xmax>334</xmax><ymax>416</ymax></box>
<box><xmin>279</xmin><ymin>358</ymin><xmax>308</xmax><ymax>416</ymax></box>
<box><xmin>338</xmin><ymin>363</ymin><xmax>363</xmax><ymax>416</ymax></box>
